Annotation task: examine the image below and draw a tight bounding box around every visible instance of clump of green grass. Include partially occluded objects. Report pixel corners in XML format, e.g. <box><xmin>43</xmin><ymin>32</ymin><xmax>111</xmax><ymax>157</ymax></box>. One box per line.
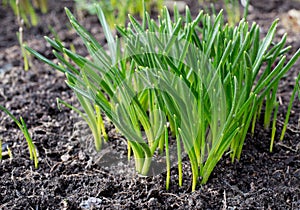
<box><xmin>26</xmin><ymin>5</ymin><xmax>300</xmax><ymax>191</ymax></box>
<box><xmin>0</xmin><ymin>105</ymin><xmax>38</xmax><ymax>168</ymax></box>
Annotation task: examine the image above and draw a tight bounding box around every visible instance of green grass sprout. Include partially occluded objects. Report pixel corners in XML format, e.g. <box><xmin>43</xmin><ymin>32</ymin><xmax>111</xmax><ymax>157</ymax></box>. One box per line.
<box><xmin>26</xmin><ymin>5</ymin><xmax>300</xmax><ymax>191</ymax></box>
<box><xmin>0</xmin><ymin>105</ymin><xmax>38</xmax><ymax>168</ymax></box>
<box><xmin>280</xmin><ymin>73</ymin><xmax>300</xmax><ymax>140</ymax></box>
<box><xmin>7</xmin><ymin>146</ymin><xmax>13</xmax><ymax>160</ymax></box>
<box><xmin>57</xmin><ymin>97</ymin><xmax>108</xmax><ymax>151</ymax></box>
<box><xmin>17</xmin><ymin>25</ymin><xmax>31</xmax><ymax>71</ymax></box>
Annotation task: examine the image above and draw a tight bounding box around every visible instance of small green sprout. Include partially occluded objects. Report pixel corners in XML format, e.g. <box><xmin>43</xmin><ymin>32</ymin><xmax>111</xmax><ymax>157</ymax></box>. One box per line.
<box><xmin>280</xmin><ymin>73</ymin><xmax>300</xmax><ymax>140</ymax></box>
<box><xmin>0</xmin><ymin>105</ymin><xmax>38</xmax><ymax>168</ymax></box>
<box><xmin>0</xmin><ymin>140</ymin><xmax>14</xmax><ymax>160</ymax></box>
<box><xmin>7</xmin><ymin>145</ymin><xmax>13</xmax><ymax>160</ymax></box>
<box><xmin>57</xmin><ymin>98</ymin><xmax>108</xmax><ymax>151</ymax></box>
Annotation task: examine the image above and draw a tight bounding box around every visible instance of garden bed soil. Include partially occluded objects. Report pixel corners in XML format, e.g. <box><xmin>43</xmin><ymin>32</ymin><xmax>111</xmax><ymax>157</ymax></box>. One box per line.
<box><xmin>0</xmin><ymin>0</ymin><xmax>300</xmax><ymax>209</ymax></box>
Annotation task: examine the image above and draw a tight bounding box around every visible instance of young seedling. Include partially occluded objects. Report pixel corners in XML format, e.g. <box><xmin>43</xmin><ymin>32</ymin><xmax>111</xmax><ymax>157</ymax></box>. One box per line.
<box><xmin>280</xmin><ymin>73</ymin><xmax>300</xmax><ymax>140</ymax></box>
<box><xmin>57</xmin><ymin>97</ymin><xmax>108</xmax><ymax>151</ymax></box>
<box><xmin>0</xmin><ymin>105</ymin><xmax>38</xmax><ymax>168</ymax></box>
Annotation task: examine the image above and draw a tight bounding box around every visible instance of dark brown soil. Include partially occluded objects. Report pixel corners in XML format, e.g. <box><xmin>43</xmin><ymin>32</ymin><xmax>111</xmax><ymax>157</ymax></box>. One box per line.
<box><xmin>0</xmin><ymin>0</ymin><xmax>299</xmax><ymax>209</ymax></box>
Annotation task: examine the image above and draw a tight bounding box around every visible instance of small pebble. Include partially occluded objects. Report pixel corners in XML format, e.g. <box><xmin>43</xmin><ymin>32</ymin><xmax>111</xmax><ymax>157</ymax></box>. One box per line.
<box><xmin>61</xmin><ymin>153</ymin><xmax>70</xmax><ymax>162</ymax></box>
<box><xmin>79</xmin><ymin>197</ymin><xmax>102</xmax><ymax>209</ymax></box>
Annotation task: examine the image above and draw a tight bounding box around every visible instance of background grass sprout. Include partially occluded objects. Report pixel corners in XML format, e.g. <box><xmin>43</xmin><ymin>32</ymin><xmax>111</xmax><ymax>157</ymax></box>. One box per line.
<box><xmin>26</xmin><ymin>5</ymin><xmax>300</xmax><ymax>191</ymax></box>
<box><xmin>75</xmin><ymin>0</ymin><xmax>164</xmax><ymax>27</ymax></box>
<box><xmin>3</xmin><ymin>0</ymin><xmax>48</xmax><ymax>27</ymax></box>
<box><xmin>199</xmin><ymin>0</ymin><xmax>250</xmax><ymax>26</ymax></box>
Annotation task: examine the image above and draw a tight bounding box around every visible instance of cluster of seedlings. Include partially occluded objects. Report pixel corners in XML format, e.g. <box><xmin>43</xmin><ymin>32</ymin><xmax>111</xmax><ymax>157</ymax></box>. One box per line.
<box><xmin>1</xmin><ymin>1</ymin><xmax>299</xmax><ymax>191</ymax></box>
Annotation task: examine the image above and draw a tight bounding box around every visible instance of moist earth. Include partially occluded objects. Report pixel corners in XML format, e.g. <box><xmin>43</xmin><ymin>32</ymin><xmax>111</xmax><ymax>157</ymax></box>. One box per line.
<box><xmin>0</xmin><ymin>0</ymin><xmax>300</xmax><ymax>209</ymax></box>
